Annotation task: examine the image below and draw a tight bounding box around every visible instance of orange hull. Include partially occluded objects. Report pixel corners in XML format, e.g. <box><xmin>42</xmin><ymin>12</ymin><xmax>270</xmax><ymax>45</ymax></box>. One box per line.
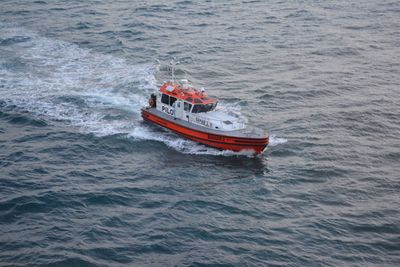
<box><xmin>141</xmin><ymin>109</ymin><xmax>268</xmax><ymax>154</ymax></box>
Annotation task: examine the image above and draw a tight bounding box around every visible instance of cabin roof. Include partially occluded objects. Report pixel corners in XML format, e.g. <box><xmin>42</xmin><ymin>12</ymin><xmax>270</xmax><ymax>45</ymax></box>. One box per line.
<box><xmin>159</xmin><ymin>82</ymin><xmax>217</xmax><ymax>105</ymax></box>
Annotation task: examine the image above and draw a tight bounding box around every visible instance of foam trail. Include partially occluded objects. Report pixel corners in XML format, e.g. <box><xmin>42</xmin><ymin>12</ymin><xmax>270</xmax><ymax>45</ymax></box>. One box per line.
<box><xmin>0</xmin><ymin>24</ymin><xmax>155</xmax><ymax>137</ymax></box>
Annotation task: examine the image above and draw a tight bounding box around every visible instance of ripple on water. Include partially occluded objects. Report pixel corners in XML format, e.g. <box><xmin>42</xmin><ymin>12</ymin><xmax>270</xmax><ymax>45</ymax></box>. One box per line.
<box><xmin>1</xmin><ymin>1</ymin><xmax>400</xmax><ymax>266</ymax></box>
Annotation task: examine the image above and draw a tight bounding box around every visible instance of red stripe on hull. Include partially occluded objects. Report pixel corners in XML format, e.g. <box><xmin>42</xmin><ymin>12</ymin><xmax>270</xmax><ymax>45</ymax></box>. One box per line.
<box><xmin>141</xmin><ymin>109</ymin><xmax>268</xmax><ymax>154</ymax></box>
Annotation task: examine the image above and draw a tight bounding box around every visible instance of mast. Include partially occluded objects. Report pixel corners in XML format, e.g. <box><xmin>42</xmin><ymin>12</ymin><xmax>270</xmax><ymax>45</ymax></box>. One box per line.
<box><xmin>170</xmin><ymin>59</ymin><xmax>179</xmax><ymax>82</ymax></box>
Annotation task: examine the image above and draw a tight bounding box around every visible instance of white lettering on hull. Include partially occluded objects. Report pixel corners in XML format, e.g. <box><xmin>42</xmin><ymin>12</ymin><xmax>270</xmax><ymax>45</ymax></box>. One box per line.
<box><xmin>195</xmin><ymin>117</ymin><xmax>213</xmax><ymax>128</ymax></box>
<box><xmin>161</xmin><ymin>106</ymin><xmax>174</xmax><ymax>116</ymax></box>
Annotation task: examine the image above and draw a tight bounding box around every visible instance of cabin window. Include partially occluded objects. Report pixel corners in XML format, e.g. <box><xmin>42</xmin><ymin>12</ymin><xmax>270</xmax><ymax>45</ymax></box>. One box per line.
<box><xmin>192</xmin><ymin>104</ymin><xmax>201</xmax><ymax>113</ymax></box>
<box><xmin>161</xmin><ymin>94</ymin><xmax>169</xmax><ymax>105</ymax></box>
<box><xmin>203</xmin><ymin>104</ymin><xmax>214</xmax><ymax>112</ymax></box>
<box><xmin>184</xmin><ymin>102</ymin><xmax>192</xmax><ymax>112</ymax></box>
<box><xmin>192</xmin><ymin>103</ymin><xmax>216</xmax><ymax>113</ymax></box>
<box><xmin>161</xmin><ymin>94</ymin><xmax>178</xmax><ymax>106</ymax></box>
<box><xmin>170</xmin><ymin>97</ymin><xmax>177</xmax><ymax>106</ymax></box>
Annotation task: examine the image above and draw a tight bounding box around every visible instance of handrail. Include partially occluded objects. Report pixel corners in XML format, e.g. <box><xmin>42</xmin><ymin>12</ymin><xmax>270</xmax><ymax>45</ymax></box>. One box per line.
<box><xmin>189</xmin><ymin>113</ymin><xmax>246</xmax><ymax>130</ymax></box>
<box><xmin>193</xmin><ymin>112</ymin><xmax>246</xmax><ymax>124</ymax></box>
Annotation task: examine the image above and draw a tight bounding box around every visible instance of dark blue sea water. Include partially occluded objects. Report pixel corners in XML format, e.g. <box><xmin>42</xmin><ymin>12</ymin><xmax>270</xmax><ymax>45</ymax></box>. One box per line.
<box><xmin>1</xmin><ymin>1</ymin><xmax>399</xmax><ymax>266</ymax></box>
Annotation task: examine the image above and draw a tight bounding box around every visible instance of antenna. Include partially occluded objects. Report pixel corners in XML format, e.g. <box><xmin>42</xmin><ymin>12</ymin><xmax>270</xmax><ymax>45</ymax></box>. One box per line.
<box><xmin>169</xmin><ymin>59</ymin><xmax>180</xmax><ymax>82</ymax></box>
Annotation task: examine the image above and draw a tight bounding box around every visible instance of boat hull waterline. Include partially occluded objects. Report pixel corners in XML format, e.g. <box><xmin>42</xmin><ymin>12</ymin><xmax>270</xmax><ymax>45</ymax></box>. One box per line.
<box><xmin>141</xmin><ymin>108</ymin><xmax>269</xmax><ymax>154</ymax></box>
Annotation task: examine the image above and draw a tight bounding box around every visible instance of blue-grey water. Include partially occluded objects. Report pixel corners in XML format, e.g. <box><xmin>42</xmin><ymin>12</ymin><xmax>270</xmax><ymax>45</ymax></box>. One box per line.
<box><xmin>1</xmin><ymin>1</ymin><xmax>399</xmax><ymax>266</ymax></box>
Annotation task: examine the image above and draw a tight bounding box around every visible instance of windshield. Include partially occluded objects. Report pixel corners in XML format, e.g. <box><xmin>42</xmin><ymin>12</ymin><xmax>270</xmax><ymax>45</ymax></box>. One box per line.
<box><xmin>192</xmin><ymin>102</ymin><xmax>217</xmax><ymax>113</ymax></box>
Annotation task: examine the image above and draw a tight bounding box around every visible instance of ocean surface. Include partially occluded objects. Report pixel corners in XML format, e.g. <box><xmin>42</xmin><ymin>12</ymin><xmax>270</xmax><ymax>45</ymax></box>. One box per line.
<box><xmin>1</xmin><ymin>0</ymin><xmax>399</xmax><ymax>266</ymax></box>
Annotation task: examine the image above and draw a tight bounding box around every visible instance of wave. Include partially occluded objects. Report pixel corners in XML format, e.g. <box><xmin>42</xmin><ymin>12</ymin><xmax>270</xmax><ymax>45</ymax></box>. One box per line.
<box><xmin>269</xmin><ymin>135</ymin><xmax>288</xmax><ymax>146</ymax></box>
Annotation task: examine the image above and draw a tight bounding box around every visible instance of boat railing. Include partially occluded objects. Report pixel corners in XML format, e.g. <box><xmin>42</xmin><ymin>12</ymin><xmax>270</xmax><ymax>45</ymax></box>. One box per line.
<box><xmin>190</xmin><ymin>113</ymin><xmax>246</xmax><ymax>131</ymax></box>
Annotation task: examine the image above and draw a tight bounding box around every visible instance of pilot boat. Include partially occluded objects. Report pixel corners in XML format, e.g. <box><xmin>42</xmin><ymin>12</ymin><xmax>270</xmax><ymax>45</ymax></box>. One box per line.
<box><xmin>141</xmin><ymin>67</ymin><xmax>269</xmax><ymax>154</ymax></box>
